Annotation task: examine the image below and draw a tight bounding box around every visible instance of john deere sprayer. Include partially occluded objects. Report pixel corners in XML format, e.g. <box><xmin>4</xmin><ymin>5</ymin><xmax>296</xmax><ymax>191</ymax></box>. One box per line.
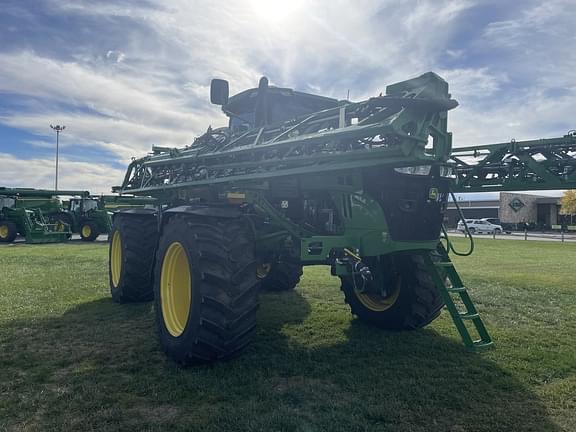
<box><xmin>109</xmin><ymin>72</ymin><xmax>502</xmax><ymax>364</ymax></box>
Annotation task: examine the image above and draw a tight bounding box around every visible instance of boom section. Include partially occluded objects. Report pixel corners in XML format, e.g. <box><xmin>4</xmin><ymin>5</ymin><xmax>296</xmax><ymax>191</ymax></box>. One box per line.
<box><xmin>117</xmin><ymin>72</ymin><xmax>457</xmax><ymax>195</ymax></box>
<box><xmin>451</xmin><ymin>133</ymin><xmax>576</xmax><ymax>192</ymax></box>
<box><xmin>0</xmin><ymin>188</ymin><xmax>90</xmax><ymax>198</ymax></box>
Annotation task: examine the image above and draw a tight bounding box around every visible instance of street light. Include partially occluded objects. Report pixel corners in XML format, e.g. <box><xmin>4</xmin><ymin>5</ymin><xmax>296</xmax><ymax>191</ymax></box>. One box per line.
<box><xmin>50</xmin><ymin>124</ymin><xmax>66</xmax><ymax>191</ymax></box>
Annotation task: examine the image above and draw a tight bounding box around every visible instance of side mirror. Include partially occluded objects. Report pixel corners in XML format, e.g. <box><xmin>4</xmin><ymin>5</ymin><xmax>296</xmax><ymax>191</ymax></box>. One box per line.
<box><xmin>210</xmin><ymin>79</ymin><xmax>229</xmax><ymax>105</ymax></box>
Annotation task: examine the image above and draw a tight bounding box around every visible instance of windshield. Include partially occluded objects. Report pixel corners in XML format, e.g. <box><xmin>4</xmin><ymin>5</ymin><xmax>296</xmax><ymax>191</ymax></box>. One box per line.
<box><xmin>229</xmin><ymin>112</ymin><xmax>255</xmax><ymax>132</ymax></box>
<box><xmin>83</xmin><ymin>200</ymin><xmax>99</xmax><ymax>211</ymax></box>
<box><xmin>70</xmin><ymin>199</ymin><xmax>82</xmax><ymax>212</ymax></box>
<box><xmin>0</xmin><ymin>197</ymin><xmax>15</xmax><ymax>208</ymax></box>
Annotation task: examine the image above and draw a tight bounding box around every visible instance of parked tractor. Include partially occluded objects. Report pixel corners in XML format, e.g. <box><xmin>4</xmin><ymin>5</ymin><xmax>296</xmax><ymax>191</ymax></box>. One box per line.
<box><xmin>108</xmin><ymin>72</ymin><xmax>496</xmax><ymax>365</ymax></box>
<box><xmin>50</xmin><ymin>196</ymin><xmax>112</xmax><ymax>241</ymax></box>
<box><xmin>0</xmin><ymin>188</ymin><xmax>76</xmax><ymax>244</ymax></box>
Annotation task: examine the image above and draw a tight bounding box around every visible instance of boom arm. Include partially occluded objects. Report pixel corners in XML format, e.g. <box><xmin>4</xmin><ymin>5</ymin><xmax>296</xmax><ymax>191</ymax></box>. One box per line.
<box><xmin>116</xmin><ymin>73</ymin><xmax>458</xmax><ymax>195</ymax></box>
<box><xmin>450</xmin><ymin>132</ymin><xmax>576</xmax><ymax>192</ymax></box>
<box><xmin>0</xmin><ymin>187</ymin><xmax>90</xmax><ymax>198</ymax></box>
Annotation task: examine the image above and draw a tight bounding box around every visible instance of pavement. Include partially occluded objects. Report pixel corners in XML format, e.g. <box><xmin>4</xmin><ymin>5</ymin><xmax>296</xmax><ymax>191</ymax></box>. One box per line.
<box><xmin>3</xmin><ymin>232</ymin><xmax>575</xmax><ymax>246</ymax></box>
<box><xmin>0</xmin><ymin>234</ymin><xmax>109</xmax><ymax>246</ymax></box>
<box><xmin>446</xmin><ymin>230</ymin><xmax>576</xmax><ymax>242</ymax></box>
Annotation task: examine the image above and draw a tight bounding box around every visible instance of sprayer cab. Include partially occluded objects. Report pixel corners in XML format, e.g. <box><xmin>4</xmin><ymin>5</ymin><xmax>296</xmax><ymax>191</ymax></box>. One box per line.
<box><xmin>211</xmin><ymin>77</ymin><xmax>340</xmax><ymax>132</ymax></box>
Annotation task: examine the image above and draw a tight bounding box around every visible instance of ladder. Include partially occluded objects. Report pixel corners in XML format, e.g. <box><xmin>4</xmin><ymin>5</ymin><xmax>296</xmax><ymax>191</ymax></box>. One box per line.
<box><xmin>423</xmin><ymin>245</ymin><xmax>493</xmax><ymax>352</ymax></box>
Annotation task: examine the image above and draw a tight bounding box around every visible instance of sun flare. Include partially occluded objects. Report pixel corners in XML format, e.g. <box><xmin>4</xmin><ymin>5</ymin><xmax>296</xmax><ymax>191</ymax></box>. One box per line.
<box><xmin>248</xmin><ymin>0</ymin><xmax>306</xmax><ymax>23</ymax></box>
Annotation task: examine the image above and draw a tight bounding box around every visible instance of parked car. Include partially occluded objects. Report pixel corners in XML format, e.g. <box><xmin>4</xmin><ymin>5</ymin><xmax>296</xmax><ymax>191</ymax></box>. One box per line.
<box><xmin>457</xmin><ymin>219</ymin><xmax>503</xmax><ymax>234</ymax></box>
<box><xmin>481</xmin><ymin>218</ymin><xmax>512</xmax><ymax>234</ymax></box>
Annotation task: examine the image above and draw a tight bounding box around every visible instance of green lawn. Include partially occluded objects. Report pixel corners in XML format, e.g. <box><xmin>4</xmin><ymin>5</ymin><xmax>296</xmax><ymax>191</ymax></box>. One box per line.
<box><xmin>0</xmin><ymin>238</ymin><xmax>575</xmax><ymax>431</ymax></box>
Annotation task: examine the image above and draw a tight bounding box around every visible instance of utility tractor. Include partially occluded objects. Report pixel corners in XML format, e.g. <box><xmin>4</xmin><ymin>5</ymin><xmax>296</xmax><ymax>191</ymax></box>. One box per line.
<box><xmin>0</xmin><ymin>188</ymin><xmax>77</xmax><ymax>244</ymax></box>
<box><xmin>50</xmin><ymin>196</ymin><xmax>112</xmax><ymax>241</ymax></box>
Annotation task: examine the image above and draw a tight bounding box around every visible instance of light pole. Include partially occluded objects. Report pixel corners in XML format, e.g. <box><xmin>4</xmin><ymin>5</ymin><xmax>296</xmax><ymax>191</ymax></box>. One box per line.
<box><xmin>50</xmin><ymin>124</ymin><xmax>65</xmax><ymax>191</ymax></box>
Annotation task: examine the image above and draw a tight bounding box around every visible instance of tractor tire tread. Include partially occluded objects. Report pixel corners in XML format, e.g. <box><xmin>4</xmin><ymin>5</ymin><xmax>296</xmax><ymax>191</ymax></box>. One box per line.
<box><xmin>109</xmin><ymin>213</ymin><xmax>158</xmax><ymax>303</ymax></box>
<box><xmin>260</xmin><ymin>261</ymin><xmax>303</xmax><ymax>292</ymax></box>
<box><xmin>155</xmin><ymin>215</ymin><xmax>259</xmax><ymax>365</ymax></box>
<box><xmin>341</xmin><ymin>252</ymin><xmax>445</xmax><ymax>330</ymax></box>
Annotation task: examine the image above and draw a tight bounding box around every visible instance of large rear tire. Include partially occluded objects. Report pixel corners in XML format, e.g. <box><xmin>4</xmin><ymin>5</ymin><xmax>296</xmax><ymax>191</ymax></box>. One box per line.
<box><xmin>154</xmin><ymin>214</ymin><xmax>259</xmax><ymax>365</ymax></box>
<box><xmin>259</xmin><ymin>261</ymin><xmax>303</xmax><ymax>291</ymax></box>
<box><xmin>340</xmin><ymin>252</ymin><xmax>444</xmax><ymax>330</ymax></box>
<box><xmin>109</xmin><ymin>213</ymin><xmax>158</xmax><ymax>303</ymax></box>
<box><xmin>0</xmin><ymin>221</ymin><xmax>17</xmax><ymax>243</ymax></box>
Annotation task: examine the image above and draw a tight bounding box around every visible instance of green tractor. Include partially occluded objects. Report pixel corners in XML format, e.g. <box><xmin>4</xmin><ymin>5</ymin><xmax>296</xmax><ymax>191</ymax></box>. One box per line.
<box><xmin>50</xmin><ymin>196</ymin><xmax>112</xmax><ymax>242</ymax></box>
<box><xmin>0</xmin><ymin>188</ymin><xmax>112</xmax><ymax>242</ymax></box>
<box><xmin>108</xmin><ymin>72</ymin><xmax>497</xmax><ymax>365</ymax></box>
<box><xmin>0</xmin><ymin>188</ymin><xmax>74</xmax><ymax>244</ymax></box>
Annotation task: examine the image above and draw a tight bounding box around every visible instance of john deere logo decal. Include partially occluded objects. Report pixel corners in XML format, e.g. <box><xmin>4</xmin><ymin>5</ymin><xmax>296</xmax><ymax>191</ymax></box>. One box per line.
<box><xmin>509</xmin><ymin>197</ymin><xmax>525</xmax><ymax>212</ymax></box>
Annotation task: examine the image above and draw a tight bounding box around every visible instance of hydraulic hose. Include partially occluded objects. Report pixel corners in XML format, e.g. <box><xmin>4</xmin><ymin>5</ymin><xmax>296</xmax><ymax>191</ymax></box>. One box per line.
<box><xmin>442</xmin><ymin>191</ymin><xmax>474</xmax><ymax>257</ymax></box>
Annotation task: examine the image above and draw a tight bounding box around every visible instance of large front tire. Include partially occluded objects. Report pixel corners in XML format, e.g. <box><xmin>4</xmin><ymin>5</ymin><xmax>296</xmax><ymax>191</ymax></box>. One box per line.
<box><xmin>154</xmin><ymin>214</ymin><xmax>260</xmax><ymax>365</ymax></box>
<box><xmin>109</xmin><ymin>212</ymin><xmax>158</xmax><ymax>303</ymax></box>
<box><xmin>341</xmin><ymin>252</ymin><xmax>444</xmax><ymax>330</ymax></box>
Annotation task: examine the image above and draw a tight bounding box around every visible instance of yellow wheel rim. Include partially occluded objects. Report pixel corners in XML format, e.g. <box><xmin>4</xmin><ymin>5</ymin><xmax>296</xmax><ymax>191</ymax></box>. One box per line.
<box><xmin>0</xmin><ymin>225</ymin><xmax>8</xmax><ymax>239</ymax></box>
<box><xmin>82</xmin><ymin>225</ymin><xmax>92</xmax><ymax>238</ymax></box>
<box><xmin>110</xmin><ymin>231</ymin><xmax>122</xmax><ymax>288</ymax></box>
<box><xmin>256</xmin><ymin>263</ymin><xmax>272</xmax><ymax>279</ymax></box>
<box><xmin>160</xmin><ymin>242</ymin><xmax>192</xmax><ymax>337</ymax></box>
<box><xmin>356</xmin><ymin>279</ymin><xmax>401</xmax><ymax>312</ymax></box>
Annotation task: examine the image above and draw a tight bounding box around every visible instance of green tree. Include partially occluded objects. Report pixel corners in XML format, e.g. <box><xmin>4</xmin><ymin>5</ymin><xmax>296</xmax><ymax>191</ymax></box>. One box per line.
<box><xmin>560</xmin><ymin>190</ymin><xmax>576</xmax><ymax>215</ymax></box>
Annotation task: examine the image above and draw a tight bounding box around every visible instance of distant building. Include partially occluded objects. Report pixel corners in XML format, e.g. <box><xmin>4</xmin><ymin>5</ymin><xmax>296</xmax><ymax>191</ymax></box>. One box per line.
<box><xmin>445</xmin><ymin>192</ymin><xmax>572</xmax><ymax>230</ymax></box>
<box><xmin>445</xmin><ymin>199</ymin><xmax>499</xmax><ymax>227</ymax></box>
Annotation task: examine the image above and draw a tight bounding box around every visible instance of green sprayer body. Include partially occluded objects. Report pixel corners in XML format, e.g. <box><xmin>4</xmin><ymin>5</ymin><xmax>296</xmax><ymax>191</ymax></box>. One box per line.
<box><xmin>118</xmin><ymin>72</ymin><xmax>457</xmax><ymax>263</ymax></box>
<box><xmin>107</xmin><ymin>71</ymin><xmax>575</xmax><ymax>362</ymax></box>
<box><xmin>109</xmin><ymin>72</ymin><xmax>499</xmax><ymax>361</ymax></box>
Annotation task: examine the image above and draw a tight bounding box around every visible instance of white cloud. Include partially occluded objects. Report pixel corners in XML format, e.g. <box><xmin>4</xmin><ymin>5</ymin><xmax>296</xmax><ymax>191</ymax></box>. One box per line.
<box><xmin>106</xmin><ymin>50</ymin><xmax>126</xmax><ymax>63</ymax></box>
<box><xmin>0</xmin><ymin>154</ymin><xmax>124</xmax><ymax>194</ymax></box>
<box><xmin>1</xmin><ymin>0</ymin><xmax>575</xmax><ymax>194</ymax></box>
<box><xmin>441</xmin><ymin>68</ymin><xmax>508</xmax><ymax>98</ymax></box>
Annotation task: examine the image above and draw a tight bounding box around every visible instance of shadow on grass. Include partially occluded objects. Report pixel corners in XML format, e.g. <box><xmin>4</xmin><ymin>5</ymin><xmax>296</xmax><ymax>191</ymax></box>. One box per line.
<box><xmin>0</xmin><ymin>289</ymin><xmax>560</xmax><ymax>432</ymax></box>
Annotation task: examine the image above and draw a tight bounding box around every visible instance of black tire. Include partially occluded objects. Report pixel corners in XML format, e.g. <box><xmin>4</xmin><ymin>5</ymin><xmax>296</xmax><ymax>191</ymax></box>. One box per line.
<box><xmin>0</xmin><ymin>221</ymin><xmax>17</xmax><ymax>243</ymax></box>
<box><xmin>80</xmin><ymin>220</ymin><xmax>99</xmax><ymax>241</ymax></box>
<box><xmin>340</xmin><ymin>252</ymin><xmax>444</xmax><ymax>330</ymax></box>
<box><xmin>260</xmin><ymin>261</ymin><xmax>303</xmax><ymax>291</ymax></box>
<box><xmin>154</xmin><ymin>214</ymin><xmax>259</xmax><ymax>365</ymax></box>
<box><xmin>468</xmin><ymin>227</ymin><xmax>476</xmax><ymax>234</ymax></box>
<box><xmin>109</xmin><ymin>213</ymin><xmax>158</xmax><ymax>303</ymax></box>
<box><xmin>494</xmin><ymin>228</ymin><xmax>502</xmax><ymax>235</ymax></box>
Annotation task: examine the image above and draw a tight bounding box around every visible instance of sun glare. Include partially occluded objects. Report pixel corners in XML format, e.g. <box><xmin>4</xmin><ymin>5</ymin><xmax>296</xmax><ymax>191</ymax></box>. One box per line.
<box><xmin>248</xmin><ymin>0</ymin><xmax>305</xmax><ymax>23</ymax></box>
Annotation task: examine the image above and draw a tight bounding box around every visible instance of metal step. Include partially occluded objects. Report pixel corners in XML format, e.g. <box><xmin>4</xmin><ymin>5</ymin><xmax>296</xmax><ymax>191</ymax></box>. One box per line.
<box><xmin>425</xmin><ymin>244</ymin><xmax>493</xmax><ymax>352</ymax></box>
<box><xmin>446</xmin><ymin>286</ymin><xmax>466</xmax><ymax>293</ymax></box>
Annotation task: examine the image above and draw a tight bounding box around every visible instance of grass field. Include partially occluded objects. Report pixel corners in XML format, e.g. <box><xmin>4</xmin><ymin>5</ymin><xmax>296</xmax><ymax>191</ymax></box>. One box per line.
<box><xmin>0</xmin><ymin>238</ymin><xmax>575</xmax><ymax>431</ymax></box>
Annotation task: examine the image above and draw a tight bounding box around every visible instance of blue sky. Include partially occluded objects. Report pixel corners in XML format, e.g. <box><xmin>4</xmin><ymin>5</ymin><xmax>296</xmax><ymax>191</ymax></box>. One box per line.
<box><xmin>0</xmin><ymin>0</ymin><xmax>574</xmax><ymax>194</ymax></box>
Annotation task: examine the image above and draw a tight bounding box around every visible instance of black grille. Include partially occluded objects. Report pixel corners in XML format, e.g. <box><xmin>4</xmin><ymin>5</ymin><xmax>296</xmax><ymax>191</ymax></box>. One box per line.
<box><xmin>363</xmin><ymin>167</ymin><xmax>449</xmax><ymax>242</ymax></box>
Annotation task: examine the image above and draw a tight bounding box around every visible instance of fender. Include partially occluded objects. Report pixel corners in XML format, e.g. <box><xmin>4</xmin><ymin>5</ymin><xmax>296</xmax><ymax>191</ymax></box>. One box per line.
<box><xmin>112</xmin><ymin>207</ymin><xmax>157</xmax><ymax>221</ymax></box>
<box><xmin>163</xmin><ymin>205</ymin><xmax>243</xmax><ymax>219</ymax></box>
